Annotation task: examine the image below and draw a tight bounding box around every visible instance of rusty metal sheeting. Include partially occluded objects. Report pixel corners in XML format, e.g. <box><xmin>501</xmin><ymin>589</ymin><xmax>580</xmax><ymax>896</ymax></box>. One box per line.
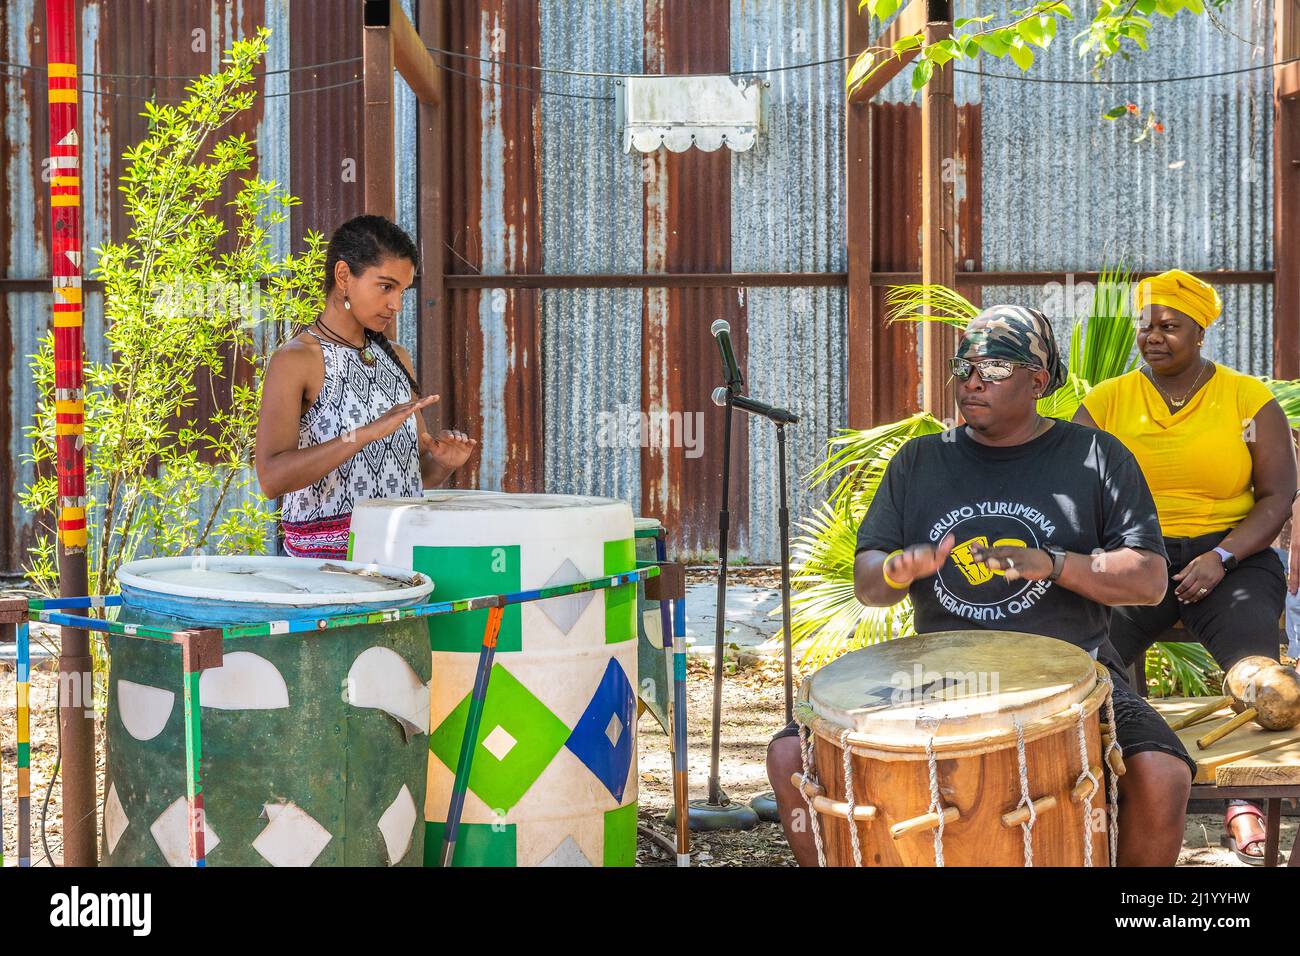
<box><xmin>541</xmin><ymin>288</ymin><xmax>642</xmax><ymax>504</ymax></box>
<box><xmin>290</xmin><ymin>0</ymin><xmax>364</xmax><ymax>253</ymax></box>
<box><xmin>977</xmin><ymin>1</ymin><xmax>1273</xmax><ymax>278</ymax></box>
<box><xmin>443</xmin><ymin>0</ymin><xmax>544</xmax><ymax>492</ymax></box>
<box><xmin>640</xmin><ymin>0</ymin><xmax>748</xmax><ymax>559</ymax></box>
<box><xmin>729</xmin><ymin>0</ymin><xmax>845</xmax><ymax>273</ymax></box>
<box><xmin>729</xmin><ymin>0</ymin><xmax>847</xmax><ymax>559</ymax></box>
<box><xmin>744</xmin><ymin>286</ymin><xmax>848</xmax><ymax>561</ymax></box>
<box><xmin>538</xmin><ymin>2</ymin><xmax>643</xmax><ymax>507</ymax></box>
<box><xmin>539</xmin><ymin>0</ymin><xmax>641</xmax><ymax>275</ymax></box>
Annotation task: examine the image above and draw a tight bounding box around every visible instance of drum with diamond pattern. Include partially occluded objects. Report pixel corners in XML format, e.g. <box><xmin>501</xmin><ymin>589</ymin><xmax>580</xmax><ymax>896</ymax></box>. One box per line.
<box><xmin>349</xmin><ymin>492</ymin><xmax>639</xmax><ymax>867</ymax></box>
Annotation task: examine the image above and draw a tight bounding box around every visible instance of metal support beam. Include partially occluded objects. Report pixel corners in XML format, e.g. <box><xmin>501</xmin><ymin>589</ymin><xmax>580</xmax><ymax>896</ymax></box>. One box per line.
<box><xmin>417</xmin><ymin>0</ymin><xmax>449</xmax><ymax>430</ymax></box>
<box><xmin>849</xmin><ymin>0</ymin><xmax>926</xmax><ymax>104</ymax></box>
<box><xmin>1276</xmin><ymin>0</ymin><xmax>1300</xmax><ymax>378</ymax></box>
<box><xmin>362</xmin><ymin>7</ymin><xmax>396</xmax><ymax>223</ymax></box>
<box><xmin>845</xmin><ymin>0</ymin><xmax>874</xmax><ymax>428</ymax></box>
<box><xmin>920</xmin><ymin>12</ymin><xmax>957</xmax><ymax>421</ymax></box>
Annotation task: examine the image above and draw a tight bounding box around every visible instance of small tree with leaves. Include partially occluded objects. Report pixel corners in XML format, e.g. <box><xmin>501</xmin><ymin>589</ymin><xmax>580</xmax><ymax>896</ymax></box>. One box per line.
<box><xmin>849</xmin><ymin>1</ymin><xmax>1231</xmax><ymax>99</ymax></box>
<box><xmin>20</xmin><ymin>28</ymin><xmax>325</xmax><ymax>599</ymax></box>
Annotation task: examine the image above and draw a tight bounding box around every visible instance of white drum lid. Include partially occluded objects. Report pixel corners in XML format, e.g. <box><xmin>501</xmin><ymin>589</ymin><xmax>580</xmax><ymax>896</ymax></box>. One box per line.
<box><xmin>116</xmin><ymin>556</ymin><xmax>433</xmax><ymax>606</ymax></box>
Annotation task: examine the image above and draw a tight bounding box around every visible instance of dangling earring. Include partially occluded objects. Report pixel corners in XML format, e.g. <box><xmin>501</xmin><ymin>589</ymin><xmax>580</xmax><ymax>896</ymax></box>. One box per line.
<box><xmin>343</xmin><ymin>292</ymin><xmax>352</xmax><ymax>311</ymax></box>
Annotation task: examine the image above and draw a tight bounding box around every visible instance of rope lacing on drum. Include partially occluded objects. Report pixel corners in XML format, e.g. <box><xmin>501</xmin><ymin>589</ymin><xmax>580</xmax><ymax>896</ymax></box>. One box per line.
<box><xmin>797</xmin><ymin>721</ymin><xmax>827</xmax><ymax>868</ymax></box>
<box><xmin>1072</xmin><ymin>702</ymin><xmax>1098</xmax><ymax>868</ymax></box>
<box><xmin>1012</xmin><ymin>717</ymin><xmax>1036</xmax><ymax>867</ymax></box>
<box><xmin>924</xmin><ymin>734</ymin><xmax>946</xmax><ymax>867</ymax></box>
<box><xmin>1099</xmin><ymin>669</ymin><xmax>1122</xmax><ymax>867</ymax></box>
<box><xmin>839</xmin><ymin>728</ymin><xmax>864</xmax><ymax>867</ymax></box>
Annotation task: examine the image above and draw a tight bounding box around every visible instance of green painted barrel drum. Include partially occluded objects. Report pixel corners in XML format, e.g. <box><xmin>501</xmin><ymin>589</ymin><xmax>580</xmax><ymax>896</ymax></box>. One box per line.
<box><xmin>103</xmin><ymin>556</ymin><xmax>434</xmax><ymax>867</ymax></box>
<box><xmin>350</xmin><ymin>492</ymin><xmax>639</xmax><ymax>867</ymax></box>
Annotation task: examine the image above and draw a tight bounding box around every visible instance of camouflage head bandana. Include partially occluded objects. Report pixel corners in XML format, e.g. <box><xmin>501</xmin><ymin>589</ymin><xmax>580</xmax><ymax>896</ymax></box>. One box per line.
<box><xmin>955</xmin><ymin>304</ymin><xmax>1067</xmax><ymax>397</ymax></box>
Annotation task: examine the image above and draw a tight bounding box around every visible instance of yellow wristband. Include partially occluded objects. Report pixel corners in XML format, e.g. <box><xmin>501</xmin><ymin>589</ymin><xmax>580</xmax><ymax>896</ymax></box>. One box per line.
<box><xmin>882</xmin><ymin>549</ymin><xmax>909</xmax><ymax>589</ymax></box>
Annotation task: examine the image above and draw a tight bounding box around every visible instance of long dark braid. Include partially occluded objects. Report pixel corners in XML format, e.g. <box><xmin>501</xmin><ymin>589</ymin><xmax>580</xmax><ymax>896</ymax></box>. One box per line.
<box><xmin>322</xmin><ymin>214</ymin><xmax>423</xmax><ymax>397</ymax></box>
<box><xmin>366</xmin><ymin>329</ymin><xmax>420</xmax><ymax>397</ymax></box>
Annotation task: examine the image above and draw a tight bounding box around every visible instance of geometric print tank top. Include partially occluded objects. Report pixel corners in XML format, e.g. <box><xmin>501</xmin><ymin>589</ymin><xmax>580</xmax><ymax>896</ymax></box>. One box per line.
<box><xmin>280</xmin><ymin>330</ymin><xmax>423</xmax><ymax>559</ymax></box>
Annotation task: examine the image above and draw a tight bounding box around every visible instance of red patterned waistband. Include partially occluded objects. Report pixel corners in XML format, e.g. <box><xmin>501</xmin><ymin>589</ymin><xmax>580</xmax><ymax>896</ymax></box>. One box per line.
<box><xmin>282</xmin><ymin>514</ymin><xmax>351</xmax><ymax>561</ymax></box>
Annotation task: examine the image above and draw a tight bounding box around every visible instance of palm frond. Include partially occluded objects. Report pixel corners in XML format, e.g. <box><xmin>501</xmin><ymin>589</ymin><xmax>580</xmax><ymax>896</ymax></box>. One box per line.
<box><xmin>783</xmin><ymin>500</ymin><xmax>916</xmax><ymax>669</ymax></box>
<box><xmin>806</xmin><ymin>413</ymin><xmax>947</xmax><ymax>516</ymax></box>
<box><xmin>1145</xmin><ymin>641</ymin><xmax>1218</xmax><ymax>698</ymax></box>
<box><xmin>1262</xmin><ymin>377</ymin><xmax>1300</xmax><ymax>429</ymax></box>
<box><xmin>884</xmin><ymin>283</ymin><xmax>979</xmax><ymax>328</ymax></box>
<box><xmin>1069</xmin><ymin>263</ymin><xmax>1140</xmax><ymax>387</ymax></box>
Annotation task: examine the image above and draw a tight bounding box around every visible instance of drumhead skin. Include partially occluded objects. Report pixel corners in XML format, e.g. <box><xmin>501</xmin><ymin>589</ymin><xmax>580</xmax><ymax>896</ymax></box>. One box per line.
<box><xmin>802</xmin><ymin>631</ymin><xmax>1097</xmax><ymax>750</ymax></box>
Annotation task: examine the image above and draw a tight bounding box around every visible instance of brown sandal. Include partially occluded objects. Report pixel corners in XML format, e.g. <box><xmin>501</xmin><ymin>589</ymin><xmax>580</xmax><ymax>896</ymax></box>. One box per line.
<box><xmin>1221</xmin><ymin>802</ymin><xmax>1267</xmax><ymax>866</ymax></box>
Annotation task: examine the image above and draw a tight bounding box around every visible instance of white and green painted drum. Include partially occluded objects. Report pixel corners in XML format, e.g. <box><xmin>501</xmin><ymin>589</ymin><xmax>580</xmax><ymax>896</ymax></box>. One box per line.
<box><xmin>349</xmin><ymin>493</ymin><xmax>639</xmax><ymax>867</ymax></box>
<box><xmin>105</xmin><ymin>556</ymin><xmax>434</xmax><ymax>867</ymax></box>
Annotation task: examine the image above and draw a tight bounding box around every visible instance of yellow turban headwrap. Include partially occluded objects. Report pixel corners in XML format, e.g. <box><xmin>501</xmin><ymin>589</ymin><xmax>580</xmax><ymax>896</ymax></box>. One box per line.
<box><xmin>1134</xmin><ymin>269</ymin><xmax>1222</xmax><ymax>329</ymax></box>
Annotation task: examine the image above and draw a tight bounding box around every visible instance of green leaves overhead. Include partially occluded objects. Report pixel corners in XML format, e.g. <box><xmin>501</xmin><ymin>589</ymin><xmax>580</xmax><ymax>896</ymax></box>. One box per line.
<box><xmin>849</xmin><ymin>0</ymin><xmax>1213</xmax><ymax>99</ymax></box>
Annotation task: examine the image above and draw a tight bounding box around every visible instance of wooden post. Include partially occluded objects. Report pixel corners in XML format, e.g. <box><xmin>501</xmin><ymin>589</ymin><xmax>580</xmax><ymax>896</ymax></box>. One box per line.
<box><xmin>45</xmin><ymin>0</ymin><xmax>97</xmax><ymax>867</ymax></box>
<box><xmin>920</xmin><ymin>9</ymin><xmax>956</xmax><ymax>421</ymax></box>
<box><xmin>363</xmin><ymin>3</ymin><xmax>396</xmax><ymax>222</ymax></box>
<box><xmin>418</xmin><ymin>0</ymin><xmax>450</xmax><ymax>431</ymax></box>
<box><xmin>1275</xmin><ymin>0</ymin><xmax>1300</xmax><ymax>379</ymax></box>
<box><xmin>845</xmin><ymin>0</ymin><xmax>874</xmax><ymax>428</ymax></box>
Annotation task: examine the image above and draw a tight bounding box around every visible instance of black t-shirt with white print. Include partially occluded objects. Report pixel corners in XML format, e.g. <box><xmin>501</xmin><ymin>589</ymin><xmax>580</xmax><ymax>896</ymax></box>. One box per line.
<box><xmin>855</xmin><ymin>420</ymin><xmax>1168</xmax><ymax>654</ymax></box>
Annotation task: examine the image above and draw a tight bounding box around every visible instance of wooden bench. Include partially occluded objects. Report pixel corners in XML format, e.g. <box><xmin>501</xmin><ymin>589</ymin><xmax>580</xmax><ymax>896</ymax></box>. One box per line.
<box><xmin>1149</xmin><ymin>697</ymin><xmax>1300</xmax><ymax>867</ymax></box>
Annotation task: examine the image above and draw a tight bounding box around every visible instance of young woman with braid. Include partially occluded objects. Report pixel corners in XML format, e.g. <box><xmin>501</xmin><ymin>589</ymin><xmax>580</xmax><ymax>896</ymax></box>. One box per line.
<box><xmin>255</xmin><ymin>215</ymin><xmax>476</xmax><ymax>560</ymax></box>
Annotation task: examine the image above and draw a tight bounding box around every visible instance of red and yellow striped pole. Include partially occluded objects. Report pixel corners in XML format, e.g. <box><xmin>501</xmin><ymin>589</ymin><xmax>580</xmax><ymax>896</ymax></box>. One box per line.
<box><xmin>45</xmin><ymin>0</ymin><xmax>97</xmax><ymax>867</ymax></box>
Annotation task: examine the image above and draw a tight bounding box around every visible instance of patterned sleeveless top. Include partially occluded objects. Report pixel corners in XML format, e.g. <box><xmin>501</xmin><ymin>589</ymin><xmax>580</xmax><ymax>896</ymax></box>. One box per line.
<box><xmin>280</xmin><ymin>331</ymin><xmax>423</xmax><ymax>559</ymax></box>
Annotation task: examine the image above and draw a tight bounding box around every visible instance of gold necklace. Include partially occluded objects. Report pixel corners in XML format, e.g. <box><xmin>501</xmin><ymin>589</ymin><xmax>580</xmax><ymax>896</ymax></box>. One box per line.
<box><xmin>1146</xmin><ymin>359</ymin><xmax>1209</xmax><ymax>409</ymax></box>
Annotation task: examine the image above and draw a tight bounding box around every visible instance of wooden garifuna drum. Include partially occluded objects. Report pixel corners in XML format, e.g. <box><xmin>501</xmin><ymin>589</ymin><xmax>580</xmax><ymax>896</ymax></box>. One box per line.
<box><xmin>792</xmin><ymin>631</ymin><xmax>1124</xmax><ymax>867</ymax></box>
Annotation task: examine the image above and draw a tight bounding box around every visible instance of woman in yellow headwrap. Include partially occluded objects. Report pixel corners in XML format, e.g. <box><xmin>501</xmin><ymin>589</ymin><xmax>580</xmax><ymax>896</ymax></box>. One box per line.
<box><xmin>1073</xmin><ymin>269</ymin><xmax>1296</xmax><ymax>864</ymax></box>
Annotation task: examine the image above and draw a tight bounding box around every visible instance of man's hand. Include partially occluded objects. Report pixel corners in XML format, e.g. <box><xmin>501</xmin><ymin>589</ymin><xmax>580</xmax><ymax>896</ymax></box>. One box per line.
<box><xmin>1173</xmin><ymin>551</ymin><xmax>1226</xmax><ymax>604</ymax></box>
<box><xmin>884</xmin><ymin>534</ymin><xmax>956</xmax><ymax>588</ymax></box>
<box><xmin>421</xmin><ymin>428</ymin><xmax>477</xmax><ymax>471</ymax></box>
<box><xmin>968</xmin><ymin>543</ymin><xmax>1053</xmax><ymax>582</ymax></box>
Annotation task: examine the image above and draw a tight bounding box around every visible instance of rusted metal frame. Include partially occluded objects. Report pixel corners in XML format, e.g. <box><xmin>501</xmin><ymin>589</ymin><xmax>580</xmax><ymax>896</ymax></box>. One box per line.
<box><xmin>1276</xmin><ymin>0</ymin><xmax>1300</xmax><ymax>100</ymax></box>
<box><xmin>920</xmin><ymin>13</ymin><xmax>957</xmax><ymax>422</ymax></box>
<box><xmin>846</xmin><ymin>0</ymin><xmax>875</xmax><ymax>428</ymax></box>
<box><xmin>849</xmin><ymin>0</ymin><xmax>926</xmax><ymax>104</ymax></box>
<box><xmin>417</xmin><ymin>0</ymin><xmax>450</xmax><ymax>430</ymax></box>
<box><xmin>640</xmin><ymin>0</ymin><xmax>746</xmax><ymax>557</ymax></box>
<box><xmin>1276</xmin><ymin>0</ymin><xmax>1300</xmax><ymax>379</ymax></box>
<box><xmin>365</xmin><ymin>0</ymin><xmax>442</xmax><ymax>105</ymax></box>
<box><xmin>363</xmin><ymin>4</ymin><xmax>396</xmax><ymax>223</ymax></box>
<box><xmin>1</xmin><ymin>270</ymin><xmax>1275</xmax><ymax>292</ymax></box>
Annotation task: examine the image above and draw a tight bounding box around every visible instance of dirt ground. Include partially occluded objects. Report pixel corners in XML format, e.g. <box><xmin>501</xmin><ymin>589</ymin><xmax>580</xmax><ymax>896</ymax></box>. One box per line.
<box><xmin>2</xmin><ymin>624</ymin><xmax>1295</xmax><ymax>868</ymax></box>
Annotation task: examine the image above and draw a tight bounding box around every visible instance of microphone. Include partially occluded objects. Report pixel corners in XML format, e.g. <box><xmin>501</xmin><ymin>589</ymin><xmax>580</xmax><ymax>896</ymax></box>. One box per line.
<box><xmin>711</xmin><ymin>386</ymin><xmax>800</xmax><ymax>425</ymax></box>
<box><xmin>711</xmin><ymin>319</ymin><xmax>743</xmax><ymax>390</ymax></box>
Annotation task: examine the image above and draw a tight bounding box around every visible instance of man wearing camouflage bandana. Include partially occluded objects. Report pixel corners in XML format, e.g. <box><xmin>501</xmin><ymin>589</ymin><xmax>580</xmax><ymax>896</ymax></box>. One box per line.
<box><xmin>766</xmin><ymin>305</ymin><xmax>1197</xmax><ymax>866</ymax></box>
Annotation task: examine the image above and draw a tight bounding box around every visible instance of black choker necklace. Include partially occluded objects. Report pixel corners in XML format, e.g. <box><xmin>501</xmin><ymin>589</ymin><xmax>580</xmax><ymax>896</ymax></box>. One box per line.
<box><xmin>315</xmin><ymin>318</ymin><xmax>376</xmax><ymax>365</ymax></box>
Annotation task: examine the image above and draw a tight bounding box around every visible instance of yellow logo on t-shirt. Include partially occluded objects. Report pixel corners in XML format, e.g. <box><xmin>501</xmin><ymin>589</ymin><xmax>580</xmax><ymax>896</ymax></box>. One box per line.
<box><xmin>950</xmin><ymin>535</ymin><xmax>1028</xmax><ymax>586</ymax></box>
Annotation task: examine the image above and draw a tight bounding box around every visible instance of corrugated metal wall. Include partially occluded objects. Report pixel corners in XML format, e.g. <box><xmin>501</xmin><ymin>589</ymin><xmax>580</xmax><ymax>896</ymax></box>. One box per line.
<box><xmin>973</xmin><ymin>0</ymin><xmax>1274</xmax><ymax>374</ymax></box>
<box><xmin>0</xmin><ymin>1</ymin><xmax>1282</xmax><ymax>569</ymax></box>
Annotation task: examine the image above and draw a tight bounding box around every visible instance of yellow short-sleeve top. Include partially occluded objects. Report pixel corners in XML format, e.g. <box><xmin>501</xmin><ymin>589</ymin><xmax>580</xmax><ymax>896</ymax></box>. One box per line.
<box><xmin>1081</xmin><ymin>365</ymin><xmax>1275</xmax><ymax>538</ymax></box>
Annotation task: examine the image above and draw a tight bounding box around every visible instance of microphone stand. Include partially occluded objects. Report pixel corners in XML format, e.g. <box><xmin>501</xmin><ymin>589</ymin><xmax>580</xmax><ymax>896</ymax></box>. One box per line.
<box><xmin>749</xmin><ymin>420</ymin><xmax>796</xmax><ymax>823</ymax></box>
<box><xmin>685</xmin><ymin>380</ymin><xmax>759</xmax><ymax>832</ymax></box>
